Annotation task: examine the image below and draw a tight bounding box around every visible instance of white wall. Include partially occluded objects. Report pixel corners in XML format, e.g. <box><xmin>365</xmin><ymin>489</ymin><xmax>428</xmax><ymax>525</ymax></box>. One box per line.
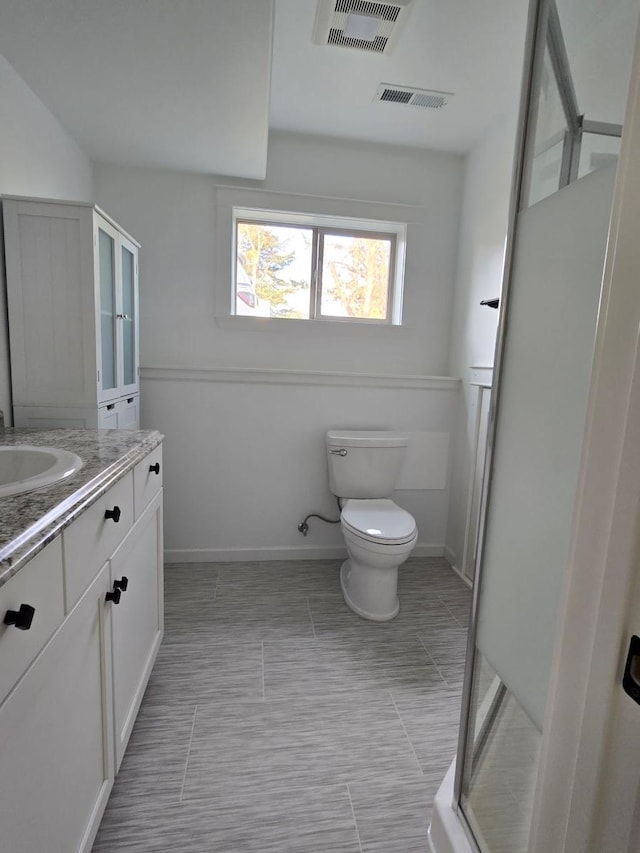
<box><xmin>445</xmin><ymin>113</ymin><xmax>519</xmax><ymax>571</ymax></box>
<box><xmin>95</xmin><ymin>132</ymin><xmax>464</xmax><ymax>559</ymax></box>
<box><xmin>0</xmin><ymin>54</ymin><xmax>94</xmax><ymax>425</ymax></box>
<box><xmin>95</xmin><ymin>132</ymin><xmax>463</xmax><ymax>375</ymax></box>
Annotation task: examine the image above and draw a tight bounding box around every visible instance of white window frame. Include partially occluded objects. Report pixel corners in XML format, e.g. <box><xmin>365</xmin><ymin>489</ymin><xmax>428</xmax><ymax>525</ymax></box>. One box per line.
<box><xmin>232</xmin><ymin>207</ymin><xmax>407</xmax><ymax>325</ymax></box>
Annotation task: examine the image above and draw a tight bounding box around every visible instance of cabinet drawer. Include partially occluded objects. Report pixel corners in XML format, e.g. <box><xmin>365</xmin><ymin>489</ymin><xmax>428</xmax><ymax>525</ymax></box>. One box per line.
<box><xmin>98</xmin><ymin>402</ymin><xmax>119</xmax><ymax>428</ymax></box>
<box><xmin>134</xmin><ymin>445</ymin><xmax>163</xmax><ymax>519</ymax></box>
<box><xmin>0</xmin><ymin>538</ymin><xmax>64</xmax><ymax>702</ymax></box>
<box><xmin>63</xmin><ymin>473</ymin><xmax>133</xmax><ymax>611</ymax></box>
<box><xmin>118</xmin><ymin>396</ymin><xmax>139</xmax><ymax>430</ymax></box>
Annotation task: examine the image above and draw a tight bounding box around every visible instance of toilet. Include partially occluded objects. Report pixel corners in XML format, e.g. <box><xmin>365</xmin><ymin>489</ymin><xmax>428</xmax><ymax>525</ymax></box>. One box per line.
<box><xmin>326</xmin><ymin>430</ymin><xmax>418</xmax><ymax>621</ymax></box>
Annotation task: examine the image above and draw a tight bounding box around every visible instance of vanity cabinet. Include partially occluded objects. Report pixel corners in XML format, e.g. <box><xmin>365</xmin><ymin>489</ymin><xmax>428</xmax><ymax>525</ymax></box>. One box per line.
<box><xmin>0</xmin><ymin>445</ymin><xmax>163</xmax><ymax>853</ymax></box>
<box><xmin>0</xmin><ymin>559</ymin><xmax>114</xmax><ymax>853</ymax></box>
<box><xmin>2</xmin><ymin>196</ymin><xmax>140</xmax><ymax>429</ymax></box>
<box><xmin>111</xmin><ymin>490</ymin><xmax>163</xmax><ymax>768</ymax></box>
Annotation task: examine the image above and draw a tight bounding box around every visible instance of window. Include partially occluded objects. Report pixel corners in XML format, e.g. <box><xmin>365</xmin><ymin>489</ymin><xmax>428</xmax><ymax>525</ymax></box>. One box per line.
<box><xmin>232</xmin><ymin>209</ymin><xmax>405</xmax><ymax>323</ymax></box>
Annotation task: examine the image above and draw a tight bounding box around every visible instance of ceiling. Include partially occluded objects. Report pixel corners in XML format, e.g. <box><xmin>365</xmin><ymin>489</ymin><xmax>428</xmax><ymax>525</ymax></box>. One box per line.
<box><xmin>270</xmin><ymin>0</ymin><xmax>529</xmax><ymax>153</ymax></box>
<box><xmin>0</xmin><ymin>0</ymin><xmax>274</xmax><ymax>179</ymax></box>
<box><xmin>0</xmin><ymin>0</ymin><xmax>532</xmax><ymax>178</ymax></box>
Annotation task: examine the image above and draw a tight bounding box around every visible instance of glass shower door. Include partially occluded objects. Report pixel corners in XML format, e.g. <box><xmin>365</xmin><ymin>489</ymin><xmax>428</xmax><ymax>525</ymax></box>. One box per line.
<box><xmin>452</xmin><ymin>0</ymin><xmax>638</xmax><ymax>850</ymax></box>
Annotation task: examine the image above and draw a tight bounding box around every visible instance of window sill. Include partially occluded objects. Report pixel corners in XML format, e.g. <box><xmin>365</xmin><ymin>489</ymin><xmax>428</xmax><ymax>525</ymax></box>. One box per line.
<box><xmin>215</xmin><ymin>315</ymin><xmax>415</xmax><ymax>336</ymax></box>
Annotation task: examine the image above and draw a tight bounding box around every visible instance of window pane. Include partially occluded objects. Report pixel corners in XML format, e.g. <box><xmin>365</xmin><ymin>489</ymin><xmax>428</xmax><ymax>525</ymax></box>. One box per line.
<box><xmin>236</xmin><ymin>222</ymin><xmax>312</xmax><ymax>318</ymax></box>
<box><xmin>98</xmin><ymin>228</ymin><xmax>116</xmax><ymax>391</ymax></box>
<box><xmin>320</xmin><ymin>233</ymin><xmax>391</xmax><ymax>320</ymax></box>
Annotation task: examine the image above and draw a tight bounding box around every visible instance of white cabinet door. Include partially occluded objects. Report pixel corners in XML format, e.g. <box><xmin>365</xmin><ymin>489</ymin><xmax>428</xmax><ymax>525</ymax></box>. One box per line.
<box><xmin>95</xmin><ymin>216</ymin><xmax>140</xmax><ymax>404</ymax></box>
<box><xmin>119</xmin><ymin>236</ymin><xmax>139</xmax><ymax>397</ymax></box>
<box><xmin>95</xmin><ymin>217</ymin><xmax>120</xmax><ymax>403</ymax></box>
<box><xmin>0</xmin><ymin>562</ymin><xmax>114</xmax><ymax>853</ymax></box>
<box><xmin>110</xmin><ymin>490</ymin><xmax>163</xmax><ymax>769</ymax></box>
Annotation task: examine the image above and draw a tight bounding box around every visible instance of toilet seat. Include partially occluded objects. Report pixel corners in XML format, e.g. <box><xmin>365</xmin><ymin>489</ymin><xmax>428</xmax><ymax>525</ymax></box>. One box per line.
<box><xmin>341</xmin><ymin>499</ymin><xmax>417</xmax><ymax>545</ymax></box>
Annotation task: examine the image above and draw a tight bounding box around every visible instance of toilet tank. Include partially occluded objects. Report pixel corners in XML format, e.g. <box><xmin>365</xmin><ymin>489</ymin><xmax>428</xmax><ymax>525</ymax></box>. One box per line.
<box><xmin>326</xmin><ymin>430</ymin><xmax>409</xmax><ymax>499</ymax></box>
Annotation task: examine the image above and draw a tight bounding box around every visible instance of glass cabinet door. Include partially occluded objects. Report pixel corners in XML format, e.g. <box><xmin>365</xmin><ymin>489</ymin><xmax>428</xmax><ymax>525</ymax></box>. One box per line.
<box><xmin>98</xmin><ymin>227</ymin><xmax>117</xmax><ymax>394</ymax></box>
<box><xmin>120</xmin><ymin>243</ymin><xmax>137</xmax><ymax>391</ymax></box>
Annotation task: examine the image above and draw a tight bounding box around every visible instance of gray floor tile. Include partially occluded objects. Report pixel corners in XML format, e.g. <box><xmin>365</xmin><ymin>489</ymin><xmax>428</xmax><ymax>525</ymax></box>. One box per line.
<box><xmin>399</xmin><ymin>557</ymin><xmax>467</xmax><ymax>595</ymax></box>
<box><xmin>206</xmin><ymin>590</ymin><xmax>315</xmax><ymax>641</ymax></box>
<box><xmin>390</xmin><ymin>686</ymin><xmax>461</xmax><ymax>780</ymax></box>
<box><xmin>217</xmin><ymin>559</ymin><xmax>342</xmax><ymax>596</ymax></box>
<box><xmin>95</xmin><ymin>557</ymin><xmax>470</xmax><ymax>852</ymax></box>
<box><xmin>102</xmin><ymin>701</ymin><xmax>195</xmax><ymax>809</ymax></box>
<box><xmin>182</xmin><ymin>698</ymin><xmax>337</xmax><ymax>800</ymax></box>
<box><xmin>143</xmin><ymin>638</ymin><xmax>263</xmax><ymax>704</ymax></box>
<box><xmin>417</xmin><ymin>624</ymin><xmax>469</xmax><ymax>688</ymax></box>
<box><xmin>94</xmin><ymin>785</ymin><xmax>361</xmax><ymax>852</ymax></box>
<box><xmin>349</xmin><ymin>776</ymin><xmax>435</xmax><ymax>852</ymax></box>
<box><xmin>264</xmin><ymin>635</ymin><xmax>445</xmax><ymax>700</ymax></box>
<box><xmin>308</xmin><ymin>592</ymin><xmax>438</xmax><ymax>640</ymax></box>
<box><xmin>164</xmin><ymin>563</ymin><xmax>220</xmax><ymax>637</ymax></box>
<box><xmin>319</xmin><ymin>693</ymin><xmax>424</xmax><ymax>784</ymax></box>
<box><xmin>183</xmin><ymin>693</ymin><xmax>422</xmax><ymax>802</ymax></box>
<box><xmin>436</xmin><ymin>590</ymin><xmax>472</xmax><ymax>627</ymax></box>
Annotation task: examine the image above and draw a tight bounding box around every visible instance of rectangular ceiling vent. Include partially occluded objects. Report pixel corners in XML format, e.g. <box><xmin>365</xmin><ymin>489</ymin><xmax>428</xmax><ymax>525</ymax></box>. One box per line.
<box><xmin>313</xmin><ymin>0</ymin><xmax>413</xmax><ymax>55</ymax></box>
<box><xmin>375</xmin><ymin>84</ymin><xmax>453</xmax><ymax>110</ymax></box>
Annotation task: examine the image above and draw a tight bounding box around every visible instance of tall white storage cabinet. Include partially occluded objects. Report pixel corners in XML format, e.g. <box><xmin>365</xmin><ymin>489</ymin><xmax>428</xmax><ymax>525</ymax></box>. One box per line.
<box><xmin>2</xmin><ymin>196</ymin><xmax>140</xmax><ymax>429</ymax></box>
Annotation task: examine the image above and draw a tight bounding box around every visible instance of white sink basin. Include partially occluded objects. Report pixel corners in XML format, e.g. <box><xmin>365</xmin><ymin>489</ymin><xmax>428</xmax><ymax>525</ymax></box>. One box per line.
<box><xmin>0</xmin><ymin>445</ymin><xmax>83</xmax><ymax>498</ymax></box>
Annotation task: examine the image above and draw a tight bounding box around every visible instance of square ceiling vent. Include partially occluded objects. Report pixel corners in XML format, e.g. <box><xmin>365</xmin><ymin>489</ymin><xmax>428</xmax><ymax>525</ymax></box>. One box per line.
<box><xmin>313</xmin><ymin>0</ymin><xmax>413</xmax><ymax>55</ymax></box>
<box><xmin>375</xmin><ymin>83</ymin><xmax>453</xmax><ymax>110</ymax></box>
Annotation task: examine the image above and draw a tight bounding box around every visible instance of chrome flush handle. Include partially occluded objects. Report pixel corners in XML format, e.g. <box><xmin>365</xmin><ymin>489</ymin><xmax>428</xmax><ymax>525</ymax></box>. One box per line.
<box><xmin>330</xmin><ymin>448</ymin><xmax>347</xmax><ymax>456</ymax></box>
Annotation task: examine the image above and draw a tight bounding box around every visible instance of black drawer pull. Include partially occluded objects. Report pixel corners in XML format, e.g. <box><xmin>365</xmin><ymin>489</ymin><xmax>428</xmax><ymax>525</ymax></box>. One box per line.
<box><xmin>149</xmin><ymin>462</ymin><xmax>160</xmax><ymax>475</ymax></box>
<box><xmin>105</xmin><ymin>506</ymin><xmax>121</xmax><ymax>523</ymax></box>
<box><xmin>105</xmin><ymin>588</ymin><xmax>121</xmax><ymax>605</ymax></box>
<box><xmin>4</xmin><ymin>604</ymin><xmax>35</xmax><ymax>631</ymax></box>
<box><xmin>114</xmin><ymin>576</ymin><xmax>129</xmax><ymax>592</ymax></box>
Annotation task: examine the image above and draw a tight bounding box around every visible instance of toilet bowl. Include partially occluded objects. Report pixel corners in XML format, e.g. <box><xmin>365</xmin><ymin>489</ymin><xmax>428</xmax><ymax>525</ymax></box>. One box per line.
<box><xmin>339</xmin><ymin>498</ymin><xmax>418</xmax><ymax>621</ymax></box>
<box><xmin>326</xmin><ymin>429</ymin><xmax>419</xmax><ymax>621</ymax></box>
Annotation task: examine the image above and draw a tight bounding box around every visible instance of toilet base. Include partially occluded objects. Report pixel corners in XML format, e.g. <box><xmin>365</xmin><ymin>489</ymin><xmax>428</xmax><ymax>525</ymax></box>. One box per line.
<box><xmin>340</xmin><ymin>559</ymin><xmax>400</xmax><ymax>622</ymax></box>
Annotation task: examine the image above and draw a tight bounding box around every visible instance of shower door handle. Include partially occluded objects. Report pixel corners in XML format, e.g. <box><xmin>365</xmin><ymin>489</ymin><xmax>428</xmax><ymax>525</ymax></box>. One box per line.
<box><xmin>622</xmin><ymin>635</ymin><xmax>640</xmax><ymax>704</ymax></box>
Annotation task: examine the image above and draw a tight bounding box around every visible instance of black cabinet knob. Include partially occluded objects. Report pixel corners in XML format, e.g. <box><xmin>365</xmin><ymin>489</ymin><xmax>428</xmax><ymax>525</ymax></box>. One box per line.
<box><xmin>4</xmin><ymin>603</ymin><xmax>36</xmax><ymax>630</ymax></box>
<box><xmin>114</xmin><ymin>576</ymin><xmax>129</xmax><ymax>592</ymax></box>
<box><xmin>105</xmin><ymin>505</ymin><xmax>121</xmax><ymax>523</ymax></box>
<box><xmin>149</xmin><ymin>462</ymin><xmax>160</xmax><ymax>475</ymax></box>
<box><xmin>105</xmin><ymin>588</ymin><xmax>121</xmax><ymax>605</ymax></box>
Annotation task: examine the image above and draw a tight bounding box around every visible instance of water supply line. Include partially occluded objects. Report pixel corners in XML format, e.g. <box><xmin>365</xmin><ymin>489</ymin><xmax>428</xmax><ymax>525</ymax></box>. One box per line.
<box><xmin>297</xmin><ymin>497</ymin><xmax>341</xmax><ymax>536</ymax></box>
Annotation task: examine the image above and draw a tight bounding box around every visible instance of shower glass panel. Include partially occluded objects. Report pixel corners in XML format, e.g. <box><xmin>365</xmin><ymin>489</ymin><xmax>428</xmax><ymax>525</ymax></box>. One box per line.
<box><xmin>526</xmin><ymin>43</ymin><xmax>569</xmax><ymax>206</ymax></box>
<box><xmin>461</xmin><ymin>655</ymin><xmax>540</xmax><ymax>853</ymax></box>
<box><xmin>453</xmin><ymin>1</ymin><xmax>638</xmax><ymax>850</ymax></box>
<box><xmin>578</xmin><ymin>132</ymin><xmax>622</xmax><ymax>179</ymax></box>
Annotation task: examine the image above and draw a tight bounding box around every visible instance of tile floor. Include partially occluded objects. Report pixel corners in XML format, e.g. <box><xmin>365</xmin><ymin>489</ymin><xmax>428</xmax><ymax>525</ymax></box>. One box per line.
<box><xmin>92</xmin><ymin>557</ymin><xmax>472</xmax><ymax>852</ymax></box>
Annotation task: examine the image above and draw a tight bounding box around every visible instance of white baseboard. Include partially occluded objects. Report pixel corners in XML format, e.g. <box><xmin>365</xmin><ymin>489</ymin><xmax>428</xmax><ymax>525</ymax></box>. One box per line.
<box><xmin>164</xmin><ymin>543</ymin><xmax>445</xmax><ymax>563</ymax></box>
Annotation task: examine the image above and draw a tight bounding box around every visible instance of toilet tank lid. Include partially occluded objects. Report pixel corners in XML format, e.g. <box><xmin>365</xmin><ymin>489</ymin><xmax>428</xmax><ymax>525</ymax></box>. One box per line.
<box><xmin>326</xmin><ymin>430</ymin><xmax>409</xmax><ymax>448</ymax></box>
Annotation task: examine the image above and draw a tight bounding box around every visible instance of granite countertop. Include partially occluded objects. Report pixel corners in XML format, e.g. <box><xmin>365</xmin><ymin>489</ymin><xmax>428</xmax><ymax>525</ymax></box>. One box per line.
<box><xmin>0</xmin><ymin>428</ymin><xmax>163</xmax><ymax>587</ymax></box>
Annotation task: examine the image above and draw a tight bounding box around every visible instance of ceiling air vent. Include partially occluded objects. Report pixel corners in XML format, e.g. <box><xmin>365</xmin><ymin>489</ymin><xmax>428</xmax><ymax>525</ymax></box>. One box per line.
<box><xmin>375</xmin><ymin>84</ymin><xmax>453</xmax><ymax>110</ymax></box>
<box><xmin>313</xmin><ymin>0</ymin><xmax>413</xmax><ymax>55</ymax></box>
